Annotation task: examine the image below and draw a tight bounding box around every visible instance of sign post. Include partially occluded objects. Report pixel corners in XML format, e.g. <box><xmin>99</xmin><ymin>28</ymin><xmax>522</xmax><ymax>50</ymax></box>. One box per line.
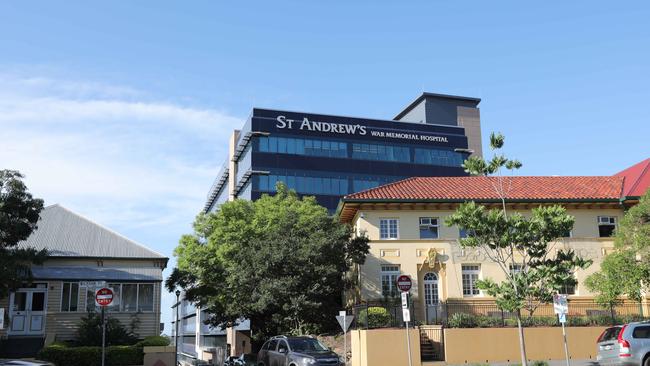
<box><xmin>336</xmin><ymin>311</ymin><xmax>354</xmax><ymax>365</ymax></box>
<box><xmin>397</xmin><ymin>275</ymin><xmax>413</xmax><ymax>366</ymax></box>
<box><xmin>554</xmin><ymin>294</ymin><xmax>570</xmax><ymax>366</ymax></box>
<box><xmin>0</xmin><ymin>308</ymin><xmax>4</xmax><ymax>330</ymax></box>
<box><xmin>96</xmin><ymin>288</ymin><xmax>114</xmax><ymax>366</ymax></box>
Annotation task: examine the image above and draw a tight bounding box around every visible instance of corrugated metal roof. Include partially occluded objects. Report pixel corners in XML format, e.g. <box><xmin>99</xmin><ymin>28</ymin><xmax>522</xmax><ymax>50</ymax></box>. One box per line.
<box><xmin>18</xmin><ymin>204</ymin><xmax>166</xmax><ymax>259</ymax></box>
<box><xmin>31</xmin><ymin>266</ymin><xmax>162</xmax><ymax>281</ymax></box>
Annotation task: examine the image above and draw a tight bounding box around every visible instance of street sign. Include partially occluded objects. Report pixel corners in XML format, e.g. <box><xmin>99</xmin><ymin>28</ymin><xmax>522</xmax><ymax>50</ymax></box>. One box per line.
<box><xmin>401</xmin><ymin>292</ymin><xmax>409</xmax><ymax>309</ymax></box>
<box><xmin>396</xmin><ymin>275</ymin><xmax>412</xmax><ymax>292</ymax></box>
<box><xmin>402</xmin><ymin>308</ymin><xmax>411</xmax><ymax>322</ymax></box>
<box><xmin>336</xmin><ymin>315</ymin><xmax>354</xmax><ymax>333</ymax></box>
<box><xmin>553</xmin><ymin>294</ymin><xmax>568</xmax><ymax>315</ymax></box>
<box><xmin>558</xmin><ymin>313</ymin><xmax>567</xmax><ymax>323</ymax></box>
<box><xmin>0</xmin><ymin>308</ymin><xmax>4</xmax><ymax>329</ymax></box>
<box><xmin>95</xmin><ymin>288</ymin><xmax>114</xmax><ymax>307</ymax></box>
<box><xmin>80</xmin><ymin>281</ymin><xmax>107</xmax><ymax>288</ymax></box>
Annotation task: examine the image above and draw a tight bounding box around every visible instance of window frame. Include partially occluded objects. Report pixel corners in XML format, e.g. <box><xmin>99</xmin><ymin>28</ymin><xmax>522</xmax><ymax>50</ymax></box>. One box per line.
<box><xmin>380</xmin><ymin>265</ymin><xmax>401</xmax><ymax>297</ymax></box>
<box><xmin>597</xmin><ymin>216</ymin><xmax>617</xmax><ymax>238</ymax></box>
<box><xmin>419</xmin><ymin>217</ymin><xmax>440</xmax><ymax>239</ymax></box>
<box><xmin>379</xmin><ymin>218</ymin><xmax>399</xmax><ymax>240</ymax></box>
<box><xmin>461</xmin><ymin>264</ymin><xmax>481</xmax><ymax>297</ymax></box>
<box><xmin>60</xmin><ymin>282</ymin><xmax>80</xmax><ymax>312</ymax></box>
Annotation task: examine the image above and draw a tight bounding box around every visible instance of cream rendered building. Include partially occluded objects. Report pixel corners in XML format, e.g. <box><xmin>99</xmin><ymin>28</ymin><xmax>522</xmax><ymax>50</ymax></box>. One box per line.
<box><xmin>338</xmin><ymin>162</ymin><xmax>650</xmax><ymax>324</ymax></box>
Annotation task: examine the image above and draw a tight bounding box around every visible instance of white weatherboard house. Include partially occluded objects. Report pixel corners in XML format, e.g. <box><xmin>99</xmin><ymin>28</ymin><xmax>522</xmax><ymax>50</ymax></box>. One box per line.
<box><xmin>0</xmin><ymin>204</ymin><xmax>168</xmax><ymax>358</ymax></box>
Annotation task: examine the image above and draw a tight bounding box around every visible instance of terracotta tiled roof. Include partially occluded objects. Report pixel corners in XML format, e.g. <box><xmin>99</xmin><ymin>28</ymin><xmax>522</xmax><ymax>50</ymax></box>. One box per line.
<box><xmin>615</xmin><ymin>158</ymin><xmax>650</xmax><ymax>198</ymax></box>
<box><xmin>343</xmin><ymin>176</ymin><xmax>625</xmax><ymax>202</ymax></box>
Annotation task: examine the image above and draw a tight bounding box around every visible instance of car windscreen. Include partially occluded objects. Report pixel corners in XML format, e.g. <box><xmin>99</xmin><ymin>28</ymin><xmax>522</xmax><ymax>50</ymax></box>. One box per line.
<box><xmin>288</xmin><ymin>338</ymin><xmax>329</xmax><ymax>352</ymax></box>
<box><xmin>599</xmin><ymin>327</ymin><xmax>622</xmax><ymax>342</ymax></box>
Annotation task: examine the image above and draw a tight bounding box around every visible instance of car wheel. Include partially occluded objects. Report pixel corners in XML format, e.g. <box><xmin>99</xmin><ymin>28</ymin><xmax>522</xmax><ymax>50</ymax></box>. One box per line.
<box><xmin>644</xmin><ymin>355</ymin><xmax>650</xmax><ymax>366</ymax></box>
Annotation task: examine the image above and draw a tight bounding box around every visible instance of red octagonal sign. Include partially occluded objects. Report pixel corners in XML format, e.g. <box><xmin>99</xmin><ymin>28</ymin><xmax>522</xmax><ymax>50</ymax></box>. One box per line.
<box><xmin>396</xmin><ymin>275</ymin><xmax>412</xmax><ymax>292</ymax></box>
<box><xmin>95</xmin><ymin>287</ymin><xmax>114</xmax><ymax>307</ymax></box>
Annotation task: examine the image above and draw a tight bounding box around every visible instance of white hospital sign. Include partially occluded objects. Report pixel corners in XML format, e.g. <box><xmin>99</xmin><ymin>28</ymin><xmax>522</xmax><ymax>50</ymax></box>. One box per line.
<box><xmin>275</xmin><ymin>115</ymin><xmax>449</xmax><ymax>144</ymax></box>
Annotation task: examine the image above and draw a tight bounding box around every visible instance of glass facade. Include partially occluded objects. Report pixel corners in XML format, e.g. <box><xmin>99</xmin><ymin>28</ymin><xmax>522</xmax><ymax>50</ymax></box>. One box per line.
<box><xmin>205</xmin><ymin>108</ymin><xmax>473</xmax><ymax>213</ymax></box>
<box><xmin>258</xmin><ymin>136</ymin><xmax>347</xmax><ymax>158</ymax></box>
<box><xmin>352</xmin><ymin>143</ymin><xmax>410</xmax><ymax>162</ymax></box>
<box><xmin>256</xmin><ymin>135</ymin><xmax>463</xmax><ymax>167</ymax></box>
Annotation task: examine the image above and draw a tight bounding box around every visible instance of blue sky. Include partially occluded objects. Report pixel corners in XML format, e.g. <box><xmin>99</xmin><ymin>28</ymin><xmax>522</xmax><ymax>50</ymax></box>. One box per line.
<box><xmin>2</xmin><ymin>1</ymin><xmax>649</xmax><ymax>332</ymax></box>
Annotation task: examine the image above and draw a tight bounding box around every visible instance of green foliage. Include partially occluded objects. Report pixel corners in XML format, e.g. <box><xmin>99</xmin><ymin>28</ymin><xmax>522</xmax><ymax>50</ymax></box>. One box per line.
<box><xmin>447</xmin><ymin>313</ymin><xmax>478</xmax><ymax>328</ymax></box>
<box><xmin>166</xmin><ymin>183</ymin><xmax>370</xmax><ymax>342</ymax></box>
<box><xmin>358</xmin><ymin>307</ymin><xmax>392</xmax><ymax>328</ymax></box>
<box><xmin>445</xmin><ymin>133</ymin><xmax>591</xmax><ymax>366</ymax></box>
<box><xmin>37</xmin><ymin>344</ymin><xmax>143</xmax><ymax>366</ymax></box>
<box><xmin>0</xmin><ymin>170</ymin><xmax>47</xmax><ymax>298</ymax></box>
<box><xmin>586</xmin><ymin>191</ymin><xmax>650</xmax><ymax>306</ymax></box>
<box><xmin>445</xmin><ymin>134</ymin><xmax>591</xmax><ymax>318</ymax></box>
<box><xmin>136</xmin><ymin>335</ymin><xmax>170</xmax><ymax>347</ymax></box>
<box><xmin>75</xmin><ymin>312</ymin><xmax>138</xmax><ymax>346</ymax></box>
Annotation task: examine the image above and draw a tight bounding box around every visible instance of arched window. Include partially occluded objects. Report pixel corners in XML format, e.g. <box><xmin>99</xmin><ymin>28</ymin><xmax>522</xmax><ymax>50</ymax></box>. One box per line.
<box><xmin>423</xmin><ymin>272</ymin><xmax>439</xmax><ymax>305</ymax></box>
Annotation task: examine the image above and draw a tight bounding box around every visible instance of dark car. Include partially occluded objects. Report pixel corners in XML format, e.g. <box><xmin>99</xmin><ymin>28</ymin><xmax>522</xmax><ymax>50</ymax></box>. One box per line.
<box><xmin>257</xmin><ymin>335</ymin><xmax>341</xmax><ymax>366</ymax></box>
<box><xmin>224</xmin><ymin>356</ymin><xmax>239</xmax><ymax>366</ymax></box>
<box><xmin>234</xmin><ymin>353</ymin><xmax>257</xmax><ymax>366</ymax></box>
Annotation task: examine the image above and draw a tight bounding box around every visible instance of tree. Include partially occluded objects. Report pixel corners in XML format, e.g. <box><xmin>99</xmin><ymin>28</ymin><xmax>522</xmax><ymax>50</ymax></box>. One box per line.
<box><xmin>586</xmin><ymin>190</ymin><xmax>650</xmax><ymax>311</ymax></box>
<box><xmin>0</xmin><ymin>170</ymin><xmax>47</xmax><ymax>298</ymax></box>
<box><xmin>445</xmin><ymin>133</ymin><xmax>591</xmax><ymax>366</ymax></box>
<box><xmin>166</xmin><ymin>183</ymin><xmax>369</xmax><ymax>343</ymax></box>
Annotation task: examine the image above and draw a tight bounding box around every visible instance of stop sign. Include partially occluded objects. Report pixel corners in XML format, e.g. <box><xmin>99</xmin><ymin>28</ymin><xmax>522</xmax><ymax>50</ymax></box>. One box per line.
<box><xmin>396</xmin><ymin>275</ymin><xmax>412</xmax><ymax>292</ymax></box>
<box><xmin>95</xmin><ymin>288</ymin><xmax>114</xmax><ymax>307</ymax></box>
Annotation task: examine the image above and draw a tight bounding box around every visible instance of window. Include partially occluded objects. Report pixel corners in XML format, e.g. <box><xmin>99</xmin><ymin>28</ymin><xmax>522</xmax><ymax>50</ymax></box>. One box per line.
<box><xmin>268</xmin><ymin>339</ymin><xmax>279</xmax><ymax>351</ymax></box>
<box><xmin>633</xmin><ymin>326</ymin><xmax>650</xmax><ymax>339</ymax></box>
<box><xmin>459</xmin><ymin>228</ymin><xmax>475</xmax><ymax>238</ymax></box>
<box><xmin>380</xmin><ymin>219</ymin><xmax>399</xmax><ymax>239</ymax></box>
<box><xmin>598</xmin><ymin>216</ymin><xmax>617</xmax><ymax>237</ymax></box>
<box><xmin>121</xmin><ymin>284</ymin><xmax>138</xmax><ymax>312</ymax></box>
<box><xmin>509</xmin><ymin>264</ymin><xmax>523</xmax><ymax>275</ymax></box>
<box><xmin>462</xmin><ymin>265</ymin><xmax>480</xmax><ymax>296</ymax></box>
<box><xmin>277</xmin><ymin>340</ymin><xmax>289</xmax><ymax>353</ymax></box>
<box><xmin>381</xmin><ymin>265</ymin><xmax>400</xmax><ymax>297</ymax></box>
<box><xmin>61</xmin><ymin>282</ymin><xmax>79</xmax><ymax>312</ymax></box>
<box><xmin>559</xmin><ymin>278</ymin><xmax>576</xmax><ymax>295</ymax></box>
<box><xmin>419</xmin><ymin>217</ymin><xmax>439</xmax><ymax>239</ymax></box>
<box><xmin>138</xmin><ymin>284</ymin><xmax>154</xmax><ymax>312</ymax></box>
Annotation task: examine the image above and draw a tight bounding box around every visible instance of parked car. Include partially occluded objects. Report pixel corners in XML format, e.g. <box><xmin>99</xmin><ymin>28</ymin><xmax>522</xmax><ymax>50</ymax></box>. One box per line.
<box><xmin>257</xmin><ymin>335</ymin><xmax>341</xmax><ymax>366</ymax></box>
<box><xmin>224</xmin><ymin>356</ymin><xmax>239</xmax><ymax>366</ymax></box>
<box><xmin>597</xmin><ymin>322</ymin><xmax>650</xmax><ymax>366</ymax></box>
<box><xmin>0</xmin><ymin>361</ymin><xmax>52</xmax><ymax>366</ymax></box>
<box><xmin>235</xmin><ymin>353</ymin><xmax>257</xmax><ymax>366</ymax></box>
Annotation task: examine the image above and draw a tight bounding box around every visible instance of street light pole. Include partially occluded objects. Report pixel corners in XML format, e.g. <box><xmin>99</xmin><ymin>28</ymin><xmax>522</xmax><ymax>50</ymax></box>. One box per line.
<box><xmin>175</xmin><ymin>290</ymin><xmax>181</xmax><ymax>366</ymax></box>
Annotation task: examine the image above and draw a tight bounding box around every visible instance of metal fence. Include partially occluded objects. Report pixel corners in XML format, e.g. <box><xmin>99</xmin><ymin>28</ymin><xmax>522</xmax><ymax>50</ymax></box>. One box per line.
<box><xmin>349</xmin><ymin>300</ymin><xmax>649</xmax><ymax>328</ymax></box>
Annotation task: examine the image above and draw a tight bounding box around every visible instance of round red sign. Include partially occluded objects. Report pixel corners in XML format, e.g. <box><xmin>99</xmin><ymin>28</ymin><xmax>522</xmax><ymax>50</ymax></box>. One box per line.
<box><xmin>396</xmin><ymin>275</ymin><xmax>412</xmax><ymax>292</ymax></box>
<box><xmin>95</xmin><ymin>287</ymin><xmax>114</xmax><ymax>307</ymax></box>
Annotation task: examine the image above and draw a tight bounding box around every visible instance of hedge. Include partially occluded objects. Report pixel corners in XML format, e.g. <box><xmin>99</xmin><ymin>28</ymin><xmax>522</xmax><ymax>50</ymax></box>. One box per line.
<box><xmin>358</xmin><ymin>306</ymin><xmax>393</xmax><ymax>328</ymax></box>
<box><xmin>136</xmin><ymin>335</ymin><xmax>170</xmax><ymax>347</ymax></box>
<box><xmin>446</xmin><ymin>313</ymin><xmax>648</xmax><ymax>328</ymax></box>
<box><xmin>38</xmin><ymin>344</ymin><xmax>144</xmax><ymax>366</ymax></box>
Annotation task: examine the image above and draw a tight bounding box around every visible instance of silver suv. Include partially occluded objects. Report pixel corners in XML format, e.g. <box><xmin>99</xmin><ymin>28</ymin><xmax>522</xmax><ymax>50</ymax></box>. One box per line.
<box><xmin>257</xmin><ymin>336</ymin><xmax>341</xmax><ymax>366</ymax></box>
<box><xmin>597</xmin><ymin>322</ymin><xmax>650</xmax><ymax>366</ymax></box>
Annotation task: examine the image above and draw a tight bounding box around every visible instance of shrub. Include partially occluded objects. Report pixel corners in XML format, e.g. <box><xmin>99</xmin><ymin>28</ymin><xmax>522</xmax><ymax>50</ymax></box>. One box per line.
<box><xmin>530</xmin><ymin>361</ymin><xmax>549</xmax><ymax>366</ymax></box>
<box><xmin>38</xmin><ymin>344</ymin><xmax>143</xmax><ymax>366</ymax></box>
<box><xmin>136</xmin><ymin>335</ymin><xmax>170</xmax><ymax>347</ymax></box>
<box><xmin>358</xmin><ymin>307</ymin><xmax>392</xmax><ymax>328</ymax></box>
<box><xmin>75</xmin><ymin>312</ymin><xmax>138</xmax><ymax>346</ymax></box>
<box><xmin>447</xmin><ymin>313</ymin><xmax>478</xmax><ymax>328</ymax></box>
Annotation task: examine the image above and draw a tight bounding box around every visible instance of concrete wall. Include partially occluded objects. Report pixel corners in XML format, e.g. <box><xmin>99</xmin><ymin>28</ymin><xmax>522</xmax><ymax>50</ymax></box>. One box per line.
<box><xmin>351</xmin><ymin>328</ymin><xmax>421</xmax><ymax>366</ymax></box>
<box><xmin>144</xmin><ymin>346</ymin><xmax>175</xmax><ymax>366</ymax></box>
<box><xmin>444</xmin><ymin>326</ymin><xmax>607</xmax><ymax>364</ymax></box>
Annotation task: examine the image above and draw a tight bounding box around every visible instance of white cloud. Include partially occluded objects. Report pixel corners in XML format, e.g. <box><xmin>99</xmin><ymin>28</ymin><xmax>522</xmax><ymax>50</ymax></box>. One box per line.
<box><xmin>0</xmin><ymin>73</ymin><xmax>242</xmax><ymax>231</ymax></box>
